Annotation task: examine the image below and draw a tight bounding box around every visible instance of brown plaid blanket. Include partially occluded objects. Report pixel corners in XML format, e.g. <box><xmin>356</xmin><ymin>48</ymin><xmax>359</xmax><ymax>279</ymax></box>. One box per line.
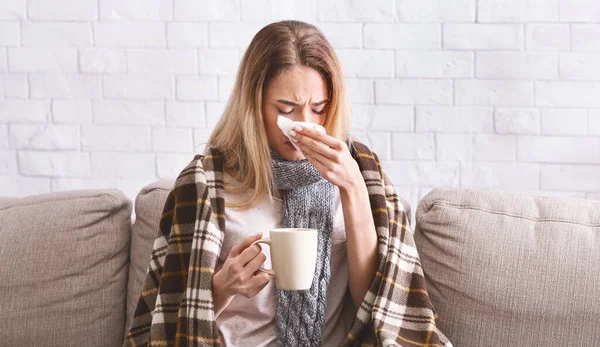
<box><xmin>124</xmin><ymin>140</ymin><xmax>452</xmax><ymax>347</ymax></box>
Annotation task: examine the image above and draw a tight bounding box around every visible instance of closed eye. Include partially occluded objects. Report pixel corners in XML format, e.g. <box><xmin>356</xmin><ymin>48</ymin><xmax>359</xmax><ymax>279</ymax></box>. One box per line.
<box><xmin>277</xmin><ymin>108</ymin><xmax>293</xmax><ymax>115</ymax></box>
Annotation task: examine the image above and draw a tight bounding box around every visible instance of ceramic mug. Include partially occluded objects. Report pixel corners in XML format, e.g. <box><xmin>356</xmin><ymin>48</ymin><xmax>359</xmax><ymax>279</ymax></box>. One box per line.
<box><xmin>251</xmin><ymin>228</ymin><xmax>318</xmax><ymax>290</ymax></box>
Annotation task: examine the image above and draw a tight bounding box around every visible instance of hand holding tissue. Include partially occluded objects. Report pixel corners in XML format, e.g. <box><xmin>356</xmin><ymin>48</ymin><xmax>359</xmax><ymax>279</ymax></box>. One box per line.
<box><xmin>277</xmin><ymin>115</ymin><xmax>326</xmax><ymax>159</ymax></box>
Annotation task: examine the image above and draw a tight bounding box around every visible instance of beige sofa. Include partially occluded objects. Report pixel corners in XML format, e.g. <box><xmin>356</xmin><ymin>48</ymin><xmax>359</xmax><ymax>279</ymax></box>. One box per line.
<box><xmin>1</xmin><ymin>181</ymin><xmax>599</xmax><ymax>346</ymax></box>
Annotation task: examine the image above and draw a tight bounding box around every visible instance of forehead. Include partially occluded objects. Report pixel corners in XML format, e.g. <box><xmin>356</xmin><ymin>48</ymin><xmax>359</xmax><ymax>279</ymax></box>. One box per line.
<box><xmin>265</xmin><ymin>66</ymin><xmax>328</xmax><ymax>102</ymax></box>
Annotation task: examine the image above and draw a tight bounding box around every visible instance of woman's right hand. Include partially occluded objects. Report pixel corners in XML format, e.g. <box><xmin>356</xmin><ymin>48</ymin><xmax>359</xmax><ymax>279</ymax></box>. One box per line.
<box><xmin>213</xmin><ymin>234</ymin><xmax>270</xmax><ymax>315</ymax></box>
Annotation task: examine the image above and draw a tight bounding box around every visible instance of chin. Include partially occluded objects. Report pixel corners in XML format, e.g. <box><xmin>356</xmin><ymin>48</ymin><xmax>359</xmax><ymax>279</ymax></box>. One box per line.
<box><xmin>275</xmin><ymin>143</ymin><xmax>304</xmax><ymax>161</ymax></box>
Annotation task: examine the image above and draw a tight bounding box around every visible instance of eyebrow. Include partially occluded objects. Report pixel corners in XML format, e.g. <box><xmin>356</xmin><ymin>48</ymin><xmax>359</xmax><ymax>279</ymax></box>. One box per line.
<box><xmin>276</xmin><ymin>99</ymin><xmax>328</xmax><ymax>107</ymax></box>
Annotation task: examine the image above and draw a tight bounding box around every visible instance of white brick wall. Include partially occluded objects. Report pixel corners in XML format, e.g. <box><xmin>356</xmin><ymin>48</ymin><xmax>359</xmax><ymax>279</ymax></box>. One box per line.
<box><xmin>1</xmin><ymin>0</ymin><xmax>599</xmax><ymax>220</ymax></box>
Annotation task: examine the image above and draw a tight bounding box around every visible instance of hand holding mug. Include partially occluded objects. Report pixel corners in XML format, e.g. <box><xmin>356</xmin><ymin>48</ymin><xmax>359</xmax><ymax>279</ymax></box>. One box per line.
<box><xmin>213</xmin><ymin>234</ymin><xmax>270</xmax><ymax>299</ymax></box>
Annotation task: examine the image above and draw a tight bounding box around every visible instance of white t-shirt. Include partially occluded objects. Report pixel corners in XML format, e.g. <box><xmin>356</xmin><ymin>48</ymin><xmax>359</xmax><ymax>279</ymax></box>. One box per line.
<box><xmin>215</xmin><ymin>174</ymin><xmax>356</xmax><ymax>347</ymax></box>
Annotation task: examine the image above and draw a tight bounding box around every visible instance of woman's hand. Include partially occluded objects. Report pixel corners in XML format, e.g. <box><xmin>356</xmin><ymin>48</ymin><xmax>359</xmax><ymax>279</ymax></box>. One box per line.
<box><xmin>289</xmin><ymin>126</ymin><xmax>363</xmax><ymax>194</ymax></box>
<box><xmin>213</xmin><ymin>234</ymin><xmax>270</xmax><ymax>316</ymax></box>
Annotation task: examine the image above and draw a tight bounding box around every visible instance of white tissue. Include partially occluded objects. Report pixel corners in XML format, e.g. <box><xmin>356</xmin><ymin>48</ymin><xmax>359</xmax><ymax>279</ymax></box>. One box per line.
<box><xmin>277</xmin><ymin>115</ymin><xmax>326</xmax><ymax>159</ymax></box>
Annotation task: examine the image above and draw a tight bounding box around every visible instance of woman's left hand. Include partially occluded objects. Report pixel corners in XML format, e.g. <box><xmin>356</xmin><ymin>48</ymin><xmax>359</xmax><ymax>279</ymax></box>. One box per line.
<box><xmin>289</xmin><ymin>125</ymin><xmax>363</xmax><ymax>193</ymax></box>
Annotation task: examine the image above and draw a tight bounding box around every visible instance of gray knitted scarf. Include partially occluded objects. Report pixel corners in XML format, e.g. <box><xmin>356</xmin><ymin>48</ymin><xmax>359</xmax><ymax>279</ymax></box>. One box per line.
<box><xmin>270</xmin><ymin>150</ymin><xmax>335</xmax><ymax>347</ymax></box>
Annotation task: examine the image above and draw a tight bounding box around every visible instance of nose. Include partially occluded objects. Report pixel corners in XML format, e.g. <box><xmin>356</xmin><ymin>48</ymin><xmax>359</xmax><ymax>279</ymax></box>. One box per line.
<box><xmin>294</xmin><ymin>105</ymin><xmax>311</xmax><ymax>123</ymax></box>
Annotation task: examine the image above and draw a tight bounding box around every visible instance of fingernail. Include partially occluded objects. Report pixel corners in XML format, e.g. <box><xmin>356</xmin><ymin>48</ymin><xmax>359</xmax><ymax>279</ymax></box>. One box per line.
<box><xmin>294</xmin><ymin>125</ymin><xmax>303</xmax><ymax>131</ymax></box>
<box><xmin>291</xmin><ymin>138</ymin><xmax>298</xmax><ymax>143</ymax></box>
<box><xmin>289</xmin><ymin>130</ymin><xmax>296</xmax><ymax>137</ymax></box>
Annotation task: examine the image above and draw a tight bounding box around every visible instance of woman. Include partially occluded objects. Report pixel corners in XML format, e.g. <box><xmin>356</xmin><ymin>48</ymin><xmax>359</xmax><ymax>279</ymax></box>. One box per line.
<box><xmin>125</xmin><ymin>21</ymin><xmax>451</xmax><ymax>347</ymax></box>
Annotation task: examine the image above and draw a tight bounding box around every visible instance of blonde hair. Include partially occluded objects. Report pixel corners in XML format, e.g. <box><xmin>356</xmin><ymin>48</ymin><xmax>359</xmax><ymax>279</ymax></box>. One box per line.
<box><xmin>207</xmin><ymin>20</ymin><xmax>351</xmax><ymax>209</ymax></box>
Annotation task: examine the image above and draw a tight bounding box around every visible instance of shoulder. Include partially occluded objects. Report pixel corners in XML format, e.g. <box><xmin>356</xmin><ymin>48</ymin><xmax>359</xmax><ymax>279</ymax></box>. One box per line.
<box><xmin>347</xmin><ymin>136</ymin><xmax>383</xmax><ymax>173</ymax></box>
<box><xmin>171</xmin><ymin>148</ymin><xmax>225</xmax><ymax>199</ymax></box>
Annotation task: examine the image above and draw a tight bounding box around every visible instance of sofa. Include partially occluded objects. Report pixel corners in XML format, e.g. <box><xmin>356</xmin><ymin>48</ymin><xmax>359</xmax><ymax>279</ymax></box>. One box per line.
<box><xmin>1</xmin><ymin>180</ymin><xmax>599</xmax><ymax>346</ymax></box>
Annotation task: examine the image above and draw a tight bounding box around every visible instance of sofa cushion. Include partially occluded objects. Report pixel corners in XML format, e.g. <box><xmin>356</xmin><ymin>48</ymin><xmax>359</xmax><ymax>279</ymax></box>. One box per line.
<box><xmin>0</xmin><ymin>189</ymin><xmax>132</xmax><ymax>347</ymax></box>
<box><xmin>126</xmin><ymin>180</ymin><xmax>172</xmax><ymax>332</ymax></box>
<box><xmin>415</xmin><ymin>188</ymin><xmax>600</xmax><ymax>347</ymax></box>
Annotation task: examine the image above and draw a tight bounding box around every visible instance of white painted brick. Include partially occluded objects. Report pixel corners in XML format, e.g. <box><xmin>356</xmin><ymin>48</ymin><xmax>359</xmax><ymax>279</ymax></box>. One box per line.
<box><xmin>22</xmin><ymin>22</ymin><xmax>92</xmax><ymax>47</ymax></box>
<box><xmin>416</xmin><ymin>106</ymin><xmax>494</xmax><ymax>132</ymax></box>
<box><xmin>346</xmin><ymin>79</ymin><xmax>374</xmax><ymax>104</ymax></box>
<box><xmin>156</xmin><ymin>153</ymin><xmax>192</xmax><ymax>179</ymax></box>
<box><xmin>100</xmin><ymin>0</ymin><xmax>172</xmax><ymax>20</ymax></box>
<box><xmin>0</xmin><ymin>0</ymin><xmax>26</xmax><ymax>20</ymax></box>
<box><xmin>177</xmin><ymin>76</ymin><xmax>217</xmax><ymax>101</ymax></box>
<box><xmin>82</xmin><ymin>125</ymin><xmax>151</xmax><ymax>151</ymax></box>
<box><xmin>590</xmin><ymin>110</ymin><xmax>600</xmax><ymax>135</ymax></box>
<box><xmin>0</xmin><ymin>150</ymin><xmax>18</xmax><ymax>174</ymax></box>
<box><xmin>18</xmin><ymin>151</ymin><xmax>91</xmax><ymax>177</ymax></box>
<box><xmin>542</xmin><ymin>165</ymin><xmax>600</xmax><ymax>191</ymax></box>
<box><xmin>29</xmin><ymin>0</ymin><xmax>97</xmax><ymax>20</ymax></box>
<box><xmin>174</xmin><ymin>0</ymin><xmax>238</xmax><ymax>21</ymax></box>
<box><xmin>0</xmin><ymin>74</ymin><xmax>27</xmax><ymax>98</ymax></box>
<box><xmin>218</xmin><ymin>77</ymin><xmax>235</xmax><ymax>102</ymax></box>
<box><xmin>10</xmin><ymin>124</ymin><xmax>79</xmax><ymax>150</ymax></box>
<box><xmin>559</xmin><ymin>53</ymin><xmax>600</xmax><ymax>80</ymax></box>
<box><xmin>461</xmin><ymin>162</ymin><xmax>540</xmax><ymax>189</ymax></box>
<box><xmin>199</xmin><ymin>49</ymin><xmax>240</xmax><ymax>76</ymax></box>
<box><xmin>541</xmin><ymin>108</ymin><xmax>587</xmax><ymax>135</ymax></box>
<box><xmin>52</xmin><ymin>177</ymin><xmax>122</xmax><ymax>192</ymax></box>
<box><xmin>352</xmin><ymin>132</ymin><xmax>391</xmax><ymax>160</ymax></box>
<box><xmin>80</xmin><ymin>48</ymin><xmax>127</xmax><ymax>74</ymax></box>
<box><xmin>93</xmin><ymin>101</ymin><xmax>164</xmax><ymax>126</ymax></box>
<box><xmin>443</xmin><ymin>24</ymin><xmax>523</xmax><ymax>50</ymax></box>
<box><xmin>536</xmin><ymin>82</ymin><xmax>600</xmax><ymax>107</ymax></box>
<box><xmin>495</xmin><ymin>108</ymin><xmax>540</xmax><ymax>134</ymax></box>
<box><xmin>152</xmin><ymin>128</ymin><xmax>193</xmax><ymax>153</ymax></box>
<box><xmin>94</xmin><ymin>23</ymin><xmax>166</xmax><ymax>48</ymax></box>
<box><xmin>30</xmin><ymin>74</ymin><xmax>100</xmax><ymax>99</ymax></box>
<box><xmin>526</xmin><ymin>24</ymin><xmax>570</xmax><ymax>51</ymax></box>
<box><xmin>518</xmin><ymin>136</ymin><xmax>600</xmax><ymax>164</ymax></box>
<box><xmin>572</xmin><ymin>25</ymin><xmax>600</xmax><ymax>52</ymax></box>
<box><xmin>351</xmin><ymin>105</ymin><xmax>413</xmax><ymax>131</ymax></box>
<box><xmin>375</xmin><ymin>80</ymin><xmax>453</xmax><ymax>105</ymax></box>
<box><xmin>364</xmin><ymin>24</ymin><xmax>441</xmax><ymax>49</ymax></box>
<box><xmin>0</xmin><ymin>125</ymin><xmax>8</xmax><ymax>149</ymax></box>
<box><xmin>0</xmin><ymin>22</ymin><xmax>20</xmax><ymax>46</ymax></box>
<box><xmin>166</xmin><ymin>102</ymin><xmax>206</xmax><ymax>127</ymax></box>
<box><xmin>455</xmin><ymin>80</ymin><xmax>534</xmax><ymax>106</ymax></box>
<box><xmin>337</xmin><ymin>50</ymin><xmax>394</xmax><ymax>78</ymax></box>
<box><xmin>193</xmin><ymin>128</ymin><xmax>213</xmax><ymax>152</ymax></box>
<box><xmin>103</xmin><ymin>74</ymin><xmax>174</xmax><ymax>100</ymax></box>
<box><xmin>168</xmin><ymin>23</ymin><xmax>208</xmax><ymax>48</ymax></box>
<box><xmin>384</xmin><ymin>161</ymin><xmax>459</xmax><ymax>186</ymax></box>
<box><xmin>0</xmin><ymin>175</ymin><xmax>50</xmax><ymax>196</ymax></box>
<box><xmin>478</xmin><ymin>0</ymin><xmax>557</xmax><ymax>22</ymax></box>
<box><xmin>317</xmin><ymin>0</ymin><xmax>395</xmax><ymax>22</ymax></box>
<box><xmin>559</xmin><ymin>0</ymin><xmax>600</xmax><ymax>22</ymax></box>
<box><xmin>91</xmin><ymin>152</ymin><xmax>156</xmax><ymax>179</ymax></box>
<box><xmin>477</xmin><ymin>52</ymin><xmax>558</xmax><ymax>80</ymax></box>
<box><xmin>9</xmin><ymin>48</ymin><xmax>78</xmax><ymax>73</ymax></box>
<box><xmin>52</xmin><ymin>100</ymin><xmax>92</xmax><ymax>124</ymax></box>
<box><xmin>127</xmin><ymin>49</ymin><xmax>197</xmax><ymax>74</ymax></box>
<box><xmin>437</xmin><ymin>134</ymin><xmax>515</xmax><ymax>161</ymax></box>
<box><xmin>396</xmin><ymin>51</ymin><xmax>473</xmax><ymax>78</ymax></box>
<box><xmin>209</xmin><ymin>23</ymin><xmax>264</xmax><ymax>49</ymax></box>
<box><xmin>0</xmin><ymin>100</ymin><xmax>49</xmax><ymax>123</ymax></box>
<box><xmin>206</xmin><ymin>102</ymin><xmax>226</xmax><ymax>127</ymax></box>
<box><xmin>0</xmin><ymin>151</ymin><xmax>17</xmax><ymax>173</ymax></box>
<box><xmin>397</xmin><ymin>0</ymin><xmax>475</xmax><ymax>22</ymax></box>
<box><xmin>317</xmin><ymin>24</ymin><xmax>362</xmax><ymax>49</ymax></box>
<box><xmin>392</xmin><ymin>133</ymin><xmax>434</xmax><ymax>160</ymax></box>
<box><xmin>0</xmin><ymin>49</ymin><xmax>6</xmax><ymax>72</ymax></box>
<box><xmin>241</xmin><ymin>0</ymin><xmax>316</xmax><ymax>21</ymax></box>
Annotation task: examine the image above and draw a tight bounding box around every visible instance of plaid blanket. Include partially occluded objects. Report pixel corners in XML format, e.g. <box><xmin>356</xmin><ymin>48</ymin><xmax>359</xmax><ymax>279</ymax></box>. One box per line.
<box><xmin>124</xmin><ymin>140</ymin><xmax>452</xmax><ymax>347</ymax></box>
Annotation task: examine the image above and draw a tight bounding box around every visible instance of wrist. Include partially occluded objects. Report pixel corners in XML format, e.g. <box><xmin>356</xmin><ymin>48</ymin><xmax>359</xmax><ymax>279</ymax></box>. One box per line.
<box><xmin>213</xmin><ymin>270</ymin><xmax>233</xmax><ymax>299</ymax></box>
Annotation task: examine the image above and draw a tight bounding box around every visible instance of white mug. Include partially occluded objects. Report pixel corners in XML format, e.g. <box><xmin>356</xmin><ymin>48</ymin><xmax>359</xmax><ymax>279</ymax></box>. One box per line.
<box><xmin>251</xmin><ymin>228</ymin><xmax>318</xmax><ymax>290</ymax></box>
